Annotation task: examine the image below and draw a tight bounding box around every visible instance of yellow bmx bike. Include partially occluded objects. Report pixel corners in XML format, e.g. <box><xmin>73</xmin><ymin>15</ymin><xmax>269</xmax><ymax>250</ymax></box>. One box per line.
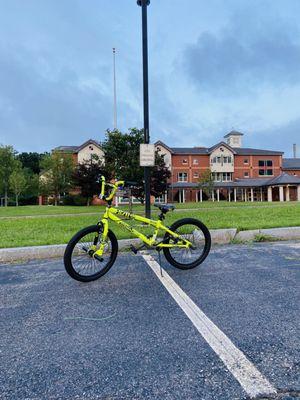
<box><xmin>64</xmin><ymin>176</ymin><xmax>211</xmax><ymax>282</ymax></box>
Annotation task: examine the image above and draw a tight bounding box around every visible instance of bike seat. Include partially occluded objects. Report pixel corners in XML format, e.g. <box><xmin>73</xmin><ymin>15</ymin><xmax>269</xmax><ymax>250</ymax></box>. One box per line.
<box><xmin>153</xmin><ymin>203</ymin><xmax>175</xmax><ymax>213</ymax></box>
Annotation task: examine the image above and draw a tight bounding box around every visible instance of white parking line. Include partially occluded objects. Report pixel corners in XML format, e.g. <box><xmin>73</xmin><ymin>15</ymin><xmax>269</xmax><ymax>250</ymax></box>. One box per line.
<box><xmin>142</xmin><ymin>253</ymin><xmax>277</xmax><ymax>399</ymax></box>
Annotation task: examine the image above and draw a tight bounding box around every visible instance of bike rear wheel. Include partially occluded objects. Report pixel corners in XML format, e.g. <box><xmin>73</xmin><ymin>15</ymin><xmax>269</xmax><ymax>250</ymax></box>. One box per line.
<box><xmin>64</xmin><ymin>225</ymin><xmax>118</xmax><ymax>282</ymax></box>
<box><xmin>163</xmin><ymin>218</ymin><xmax>211</xmax><ymax>269</ymax></box>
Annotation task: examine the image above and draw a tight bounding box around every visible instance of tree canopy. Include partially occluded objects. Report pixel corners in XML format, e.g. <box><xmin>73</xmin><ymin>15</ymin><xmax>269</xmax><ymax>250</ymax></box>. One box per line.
<box><xmin>40</xmin><ymin>151</ymin><xmax>74</xmax><ymax>205</ymax></box>
<box><xmin>102</xmin><ymin>128</ymin><xmax>170</xmax><ymax>202</ymax></box>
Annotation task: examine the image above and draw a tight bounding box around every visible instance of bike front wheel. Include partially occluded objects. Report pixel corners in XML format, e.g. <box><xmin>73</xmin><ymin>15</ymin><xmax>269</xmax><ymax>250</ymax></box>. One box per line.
<box><xmin>64</xmin><ymin>225</ymin><xmax>118</xmax><ymax>282</ymax></box>
<box><xmin>163</xmin><ymin>218</ymin><xmax>211</xmax><ymax>269</ymax></box>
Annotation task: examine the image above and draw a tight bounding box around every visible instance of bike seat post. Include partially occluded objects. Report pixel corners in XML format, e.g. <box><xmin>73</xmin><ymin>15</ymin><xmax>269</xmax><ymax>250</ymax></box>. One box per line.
<box><xmin>158</xmin><ymin>212</ymin><xmax>165</xmax><ymax>221</ymax></box>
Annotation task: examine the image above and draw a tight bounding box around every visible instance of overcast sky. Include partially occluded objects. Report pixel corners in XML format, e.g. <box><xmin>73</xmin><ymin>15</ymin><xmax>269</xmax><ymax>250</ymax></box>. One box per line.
<box><xmin>0</xmin><ymin>0</ymin><xmax>300</xmax><ymax>156</ymax></box>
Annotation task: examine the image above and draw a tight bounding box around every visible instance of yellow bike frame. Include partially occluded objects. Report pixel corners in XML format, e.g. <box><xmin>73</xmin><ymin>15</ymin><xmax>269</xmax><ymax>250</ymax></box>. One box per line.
<box><xmin>94</xmin><ymin>177</ymin><xmax>193</xmax><ymax>258</ymax></box>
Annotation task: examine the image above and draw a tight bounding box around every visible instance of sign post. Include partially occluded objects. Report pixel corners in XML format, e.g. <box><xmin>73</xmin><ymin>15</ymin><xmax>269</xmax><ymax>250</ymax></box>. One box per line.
<box><xmin>137</xmin><ymin>0</ymin><xmax>151</xmax><ymax>218</ymax></box>
<box><xmin>140</xmin><ymin>144</ymin><xmax>155</xmax><ymax>167</ymax></box>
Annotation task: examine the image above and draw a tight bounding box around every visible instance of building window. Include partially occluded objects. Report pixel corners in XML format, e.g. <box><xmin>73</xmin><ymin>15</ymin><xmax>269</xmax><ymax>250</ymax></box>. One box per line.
<box><xmin>212</xmin><ymin>172</ymin><xmax>233</xmax><ymax>182</ymax></box>
<box><xmin>182</xmin><ymin>159</ymin><xmax>188</xmax><ymax>165</ymax></box>
<box><xmin>193</xmin><ymin>159</ymin><xmax>199</xmax><ymax>165</ymax></box>
<box><xmin>193</xmin><ymin>172</ymin><xmax>199</xmax><ymax>178</ymax></box>
<box><xmin>259</xmin><ymin>169</ymin><xmax>273</xmax><ymax>176</ymax></box>
<box><xmin>244</xmin><ymin>172</ymin><xmax>249</xmax><ymax>178</ymax></box>
<box><xmin>211</xmin><ymin>155</ymin><xmax>232</xmax><ymax>164</ymax></box>
<box><xmin>244</xmin><ymin>159</ymin><xmax>249</xmax><ymax>164</ymax></box>
<box><xmin>258</xmin><ymin>160</ymin><xmax>273</xmax><ymax>167</ymax></box>
<box><xmin>222</xmin><ymin>156</ymin><xmax>232</xmax><ymax>163</ymax></box>
<box><xmin>178</xmin><ymin>172</ymin><xmax>188</xmax><ymax>182</ymax></box>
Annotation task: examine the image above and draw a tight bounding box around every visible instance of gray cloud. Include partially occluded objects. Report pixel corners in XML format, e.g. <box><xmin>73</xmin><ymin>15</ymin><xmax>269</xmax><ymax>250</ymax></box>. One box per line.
<box><xmin>246</xmin><ymin>119</ymin><xmax>300</xmax><ymax>157</ymax></box>
<box><xmin>182</xmin><ymin>12</ymin><xmax>300</xmax><ymax>94</ymax></box>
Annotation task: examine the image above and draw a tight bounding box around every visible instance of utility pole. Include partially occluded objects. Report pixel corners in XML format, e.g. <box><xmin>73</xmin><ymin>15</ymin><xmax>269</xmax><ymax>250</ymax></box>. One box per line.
<box><xmin>113</xmin><ymin>47</ymin><xmax>117</xmax><ymax>130</ymax></box>
<box><xmin>137</xmin><ymin>0</ymin><xmax>151</xmax><ymax>218</ymax></box>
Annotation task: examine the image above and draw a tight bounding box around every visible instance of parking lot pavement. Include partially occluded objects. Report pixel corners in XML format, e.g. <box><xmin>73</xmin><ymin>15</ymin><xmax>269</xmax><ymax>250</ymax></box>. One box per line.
<box><xmin>0</xmin><ymin>242</ymin><xmax>299</xmax><ymax>399</ymax></box>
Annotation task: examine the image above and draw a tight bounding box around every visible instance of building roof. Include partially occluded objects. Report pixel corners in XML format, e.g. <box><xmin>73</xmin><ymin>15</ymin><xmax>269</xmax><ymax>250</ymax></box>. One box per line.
<box><xmin>282</xmin><ymin>158</ymin><xmax>300</xmax><ymax>170</ymax></box>
<box><xmin>53</xmin><ymin>139</ymin><xmax>102</xmax><ymax>153</ymax></box>
<box><xmin>53</xmin><ymin>145</ymin><xmax>78</xmax><ymax>153</ymax></box>
<box><xmin>170</xmin><ymin>147</ymin><xmax>208</xmax><ymax>155</ymax></box>
<box><xmin>169</xmin><ymin>145</ymin><xmax>283</xmax><ymax>156</ymax></box>
<box><xmin>266</xmin><ymin>173</ymin><xmax>300</xmax><ymax>186</ymax></box>
<box><xmin>233</xmin><ymin>148</ymin><xmax>283</xmax><ymax>155</ymax></box>
<box><xmin>223</xmin><ymin>130</ymin><xmax>244</xmax><ymax>138</ymax></box>
<box><xmin>207</xmin><ymin>141</ymin><xmax>237</xmax><ymax>154</ymax></box>
<box><xmin>169</xmin><ymin>173</ymin><xmax>300</xmax><ymax>189</ymax></box>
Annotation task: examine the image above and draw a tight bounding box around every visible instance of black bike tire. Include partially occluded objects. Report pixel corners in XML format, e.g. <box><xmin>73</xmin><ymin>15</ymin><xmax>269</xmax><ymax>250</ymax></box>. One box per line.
<box><xmin>64</xmin><ymin>225</ymin><xmax>118</xmax><ymax>282</ymax></box>
<box><xmin>163</xmin><ymin>218</ymin><xmax>211</xmax><ymax>270</ymax></box>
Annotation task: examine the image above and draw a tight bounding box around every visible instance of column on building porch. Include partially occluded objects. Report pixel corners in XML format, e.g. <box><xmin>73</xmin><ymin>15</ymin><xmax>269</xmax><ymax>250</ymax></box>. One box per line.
<box><xmin>297</xmin><ymin>185</ymin><xmax>300</xmax><ymax>201</ymax></box>
<box><xmin>234</xmin><ymin>188</ymin><xmax>237</xmax><ymax>202</ymax></box>
<box><xmin>228</xmin><ymin>189</ymin><xmax>231</xmax><ymax>202</ymax></box>
<box><xmin>244</xmin><ymin>189</ymin><xmax>247</xmax><ymax>202</ymax></box>
<box><xmin>200</xmin><ymin>189</ymin><xmax>203</xmax><ymax>202</ymax></box>
<box><xmin>267</xmin><ymin>187</ymin><xmax>272</xmax><ymax>202</ymax></box>
<box><xmin>250</xmin><ymin>188</ymin><xmax>254</xmax><ymax>202</ymax></box>
<box><xmin>217</xmin><ymin>189</ymin><xmax>220</xmax><ymax>202</ymax></box>
<box><xmin>286</xmin><ymin>186</ymin><xmax>290</xmax><ymax>202</ymax></box>
<box><xmin>279</xmin><ymin>186</ymin><xmax>284</xmax><ymax>202</ymax></box>
<box><xmin>260</xmin><ymin>187</ymin><xmax>263</xmax><ymax>202</ymax></box>
<box><xmin>212</xmin><ymin>190</ymin><xmax>215</xmax><ymax>202</ymax></box>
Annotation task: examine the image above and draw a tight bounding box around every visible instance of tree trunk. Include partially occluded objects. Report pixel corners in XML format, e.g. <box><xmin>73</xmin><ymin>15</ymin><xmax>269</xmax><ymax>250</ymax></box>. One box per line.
<box><xmin>54</xmin><ymin>195</ymin><xmax>58</xmax><ymax>206</ymax></box>
<box><xmin>4</xmin><ymin>188</ymin><xmax>8</xmax><ymax>207</ymax></box>
<box><xmin>87</xmin><ymin>198</ymin><xmax>90</xmax><ymax>206</ymax></box>
<box><xmin>16</xmin><ymin>194</ymin><xmax>19</xmax><ymax>207</ymax></box>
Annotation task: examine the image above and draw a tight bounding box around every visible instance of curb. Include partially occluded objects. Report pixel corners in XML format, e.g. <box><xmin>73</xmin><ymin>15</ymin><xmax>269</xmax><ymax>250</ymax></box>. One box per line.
<box><xmin>0</xmin><ymin>227</ymin><xmax>299</xmax><ymax>264</ymax></box>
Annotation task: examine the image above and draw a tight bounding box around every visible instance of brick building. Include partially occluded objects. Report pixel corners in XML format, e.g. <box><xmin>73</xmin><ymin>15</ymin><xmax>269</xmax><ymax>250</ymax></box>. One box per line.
<box><xmin>53</xmin><ymin>139</ymin><xmax>105</xmax><ymax>165</ymax></box>
<box><xmin>52</xmin><ymin>133</ymin><xmax>300</xmax><ymax>203</ymax></box>
<box><xmin>155</xmin><ymin>131</ymin><xmax>300</xmax><ymax>202</ymax></box>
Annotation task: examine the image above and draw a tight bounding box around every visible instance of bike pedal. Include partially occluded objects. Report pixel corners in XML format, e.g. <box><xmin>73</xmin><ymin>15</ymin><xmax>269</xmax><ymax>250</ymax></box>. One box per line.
<box><xmin>130</xmin><ymin>244</ymin><xmax>138</xmax><ymax>254</ymax></box>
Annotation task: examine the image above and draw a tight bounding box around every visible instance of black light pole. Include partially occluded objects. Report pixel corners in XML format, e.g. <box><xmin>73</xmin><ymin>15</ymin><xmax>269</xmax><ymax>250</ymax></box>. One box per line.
<box><xmin>137</xmin><ymin>0</ymin><xmax>151</xmax><ymax>218</ymax></box>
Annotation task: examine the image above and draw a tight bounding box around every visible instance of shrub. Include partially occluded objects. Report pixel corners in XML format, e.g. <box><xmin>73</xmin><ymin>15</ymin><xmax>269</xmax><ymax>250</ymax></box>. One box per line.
<box><xmin>63</xmin><ymin>194</ymin><xmax>87</xmax><ymax>206</ymax></box>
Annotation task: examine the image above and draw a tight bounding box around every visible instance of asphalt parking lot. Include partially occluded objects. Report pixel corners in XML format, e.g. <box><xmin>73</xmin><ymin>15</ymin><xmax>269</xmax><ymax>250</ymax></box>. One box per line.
<box><xmin>0</xmin><ymin>242</ymin><xmax>299</xmax><ymax>400</ymax></box>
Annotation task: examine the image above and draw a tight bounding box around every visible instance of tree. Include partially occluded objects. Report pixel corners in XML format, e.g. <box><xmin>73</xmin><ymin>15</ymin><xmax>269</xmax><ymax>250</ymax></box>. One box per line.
<box><xmin>102</xmin><ymin>128</ymin><xmax>170</xmax><ymax>203</ymax></box>
<box><xmin>150</xmin><ymin>151</ymin><xmax>171</xmax><ymax>198</ymax></box>
<box><xmin>16</xmin><ymin>152</ymin><xmax>48</xmax><ymax>174</ymax></box>
<box><xmin>72</xmin><ymin>155</ymin><xmax>111</xmax><ymax>206</ymax></box>
<box><xmin>40</xmin><ymin>152</ymin><xmax>74</xmax><ymax>206</ymax></box>
<box><xmin>0</xmin><ymin>145</ymin><xmax>18</xmax><ymax>207</ymax></box>
<box><xmin>9</xmin><ymin>163</ymin><xmax>27</xmax><ymax>206</ymax></box>
<box><xmin>198</xmin><ymin>169</ymin><xmax>215</xmax><ymax>200</ymax></box>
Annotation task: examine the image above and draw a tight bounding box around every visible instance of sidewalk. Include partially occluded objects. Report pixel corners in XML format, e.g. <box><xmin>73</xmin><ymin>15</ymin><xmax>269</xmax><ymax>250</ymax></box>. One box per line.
<box><xmin>1</xmin><ymin>226</ymin><xmax>300</xmax><ymax>263</ymax></box>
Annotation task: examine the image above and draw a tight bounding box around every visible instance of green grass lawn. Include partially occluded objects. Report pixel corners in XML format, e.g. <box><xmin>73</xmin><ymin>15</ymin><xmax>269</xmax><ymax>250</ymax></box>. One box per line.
<box><xmin>0</xmin><ymin>201</ymin><xmax>299</xmax><ymax>248</ymax></box>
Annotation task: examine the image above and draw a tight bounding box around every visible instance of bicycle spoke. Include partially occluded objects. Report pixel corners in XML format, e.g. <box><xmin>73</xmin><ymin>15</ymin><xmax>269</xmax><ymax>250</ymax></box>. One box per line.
<box><xmin>71</xmin><ymin>231</ymin><xmax>113</xmax><ymax>277</ymax></box>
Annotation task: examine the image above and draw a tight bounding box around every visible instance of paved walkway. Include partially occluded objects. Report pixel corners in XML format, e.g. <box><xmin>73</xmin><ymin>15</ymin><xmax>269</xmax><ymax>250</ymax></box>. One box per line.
<box><xmin>0</xmin><ymin>242</ymin><xmax>299</xmax><ymax>399</ymax></box>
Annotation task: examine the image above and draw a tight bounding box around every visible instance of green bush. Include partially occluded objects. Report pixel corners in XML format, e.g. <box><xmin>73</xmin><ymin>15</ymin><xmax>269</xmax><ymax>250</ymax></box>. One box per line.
<box><xmin>19</xmin><ymin>196</ymin><xmax>38</xmax><ymax>206</ymax></box>
<box><xmin>63</xmin><ymin>194</ymin><xmax>87</xmax><ymax>206</ymax></box>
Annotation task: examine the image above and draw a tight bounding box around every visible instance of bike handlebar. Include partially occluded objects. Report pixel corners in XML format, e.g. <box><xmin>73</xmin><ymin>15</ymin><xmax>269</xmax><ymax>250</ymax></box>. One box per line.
<box><xmin>99</xmin><ymin>176</ymin><xmax>125</xmax><ymax>202</ymax></box>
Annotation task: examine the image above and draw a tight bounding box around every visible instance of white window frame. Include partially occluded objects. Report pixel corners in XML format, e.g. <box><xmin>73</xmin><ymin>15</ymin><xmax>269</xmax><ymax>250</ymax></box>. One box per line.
<box><xmin>178</xmin><ymin>172</ymin><xmax>188</xmax><ymax>182</ymax></box>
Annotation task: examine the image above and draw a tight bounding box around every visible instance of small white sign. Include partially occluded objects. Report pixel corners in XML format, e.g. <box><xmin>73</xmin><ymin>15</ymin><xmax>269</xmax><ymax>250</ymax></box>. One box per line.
<box><xmin>140</xmin><ymin>144</ymin><xmax>155</xmax><ymax>166</ymax></box>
